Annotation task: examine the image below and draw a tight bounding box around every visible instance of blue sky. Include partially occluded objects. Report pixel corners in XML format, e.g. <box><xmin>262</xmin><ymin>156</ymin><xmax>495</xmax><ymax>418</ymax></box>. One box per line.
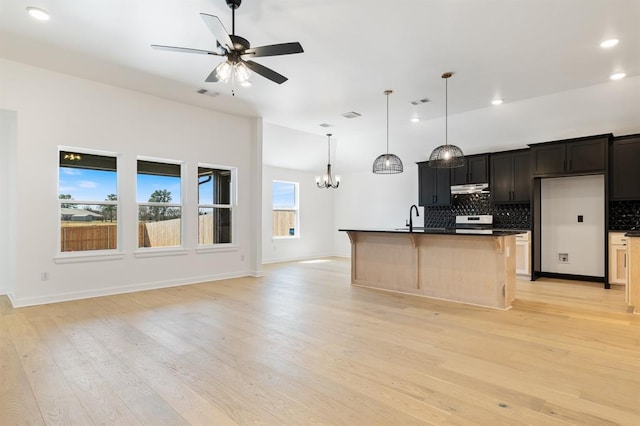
<box><xmin>59</xmin><ymin>167</ymin><xmax>181</xmax><ymax>203</ymax></box>
<box><xmin>272</xmin><ymin>181</ymin><xmax>296</xmax><ymax>208</ymax></box>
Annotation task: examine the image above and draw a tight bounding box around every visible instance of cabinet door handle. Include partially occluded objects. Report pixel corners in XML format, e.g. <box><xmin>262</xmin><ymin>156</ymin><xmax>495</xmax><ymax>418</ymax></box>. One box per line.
<box><xmin>569</xmin><ymin>159</ymin><xmax>572</xmax><ymax>171</ymax></box>
<box><xmin>624</xmin><ymin>253</ymin><xmax>627</xmax><ymax>268</ymax></box>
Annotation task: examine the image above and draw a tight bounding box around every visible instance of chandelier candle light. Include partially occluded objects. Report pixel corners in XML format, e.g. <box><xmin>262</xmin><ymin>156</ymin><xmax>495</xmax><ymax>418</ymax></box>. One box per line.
<box><xmin>316</xmin><ymin>133</ymin><xmax>340</xmax><ymax>189</ymax></box>
<box><xmin>428</xmin><ymin>72</ymin><xmax>465</xmax><ymax>168</ymax></box>
<box><xmin>372</xmin><ymin>90</ymin><xmax>403</xmax><ymax>174</ymax></box>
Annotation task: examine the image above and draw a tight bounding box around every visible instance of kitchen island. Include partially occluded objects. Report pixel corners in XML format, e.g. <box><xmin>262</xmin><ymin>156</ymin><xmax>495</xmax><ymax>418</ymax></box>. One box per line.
<box><xmin>340</xmin><ymin>229</ymin><xmax>519</xmax><ymax>310</ymax></box>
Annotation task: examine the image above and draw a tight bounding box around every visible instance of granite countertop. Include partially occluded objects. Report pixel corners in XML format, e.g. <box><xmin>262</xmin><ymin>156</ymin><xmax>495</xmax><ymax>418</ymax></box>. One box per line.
<box><xmin>339</xmin><ymin>228</ymin><xmax>523</xmax><ymax>237</ymax></box>
<box><xmin>625</xmin><ymin>231</ymin><xmax>640</xmax><ymax>237</ymax></box>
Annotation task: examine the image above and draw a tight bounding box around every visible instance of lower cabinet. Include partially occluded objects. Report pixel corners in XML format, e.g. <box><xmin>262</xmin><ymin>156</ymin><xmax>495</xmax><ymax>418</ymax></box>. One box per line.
<box><xmin>515</xmin><ymin>231</ymin><xmax>531</xmax><ymax>276</ymax></box>
<box><xmin>609</xmin><ymin>232</ymin><xmax>628</xmax><ymax>286</ymax></box>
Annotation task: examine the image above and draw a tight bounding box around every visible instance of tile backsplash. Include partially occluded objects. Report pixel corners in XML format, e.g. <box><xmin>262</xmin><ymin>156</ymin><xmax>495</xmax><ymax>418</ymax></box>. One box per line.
<box><xmin>609</xmin><ymin>200</ymin><xmax>640</xmax><ymax>230</ymax></box>
<box><xmin>423</xmin><ymin>193</ymin><xmax>531</xmax><ymax>229</ymax></box>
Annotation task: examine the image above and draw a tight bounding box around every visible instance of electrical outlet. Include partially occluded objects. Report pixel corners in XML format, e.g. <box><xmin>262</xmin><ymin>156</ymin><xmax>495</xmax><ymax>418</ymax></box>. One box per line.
<box><xmin>41</xmin><ymin>272</ymin><xmax>49</xmax><ymax>281</ymax></box>
<box><xmin>558</xmin><ymin>253</ymin><xmax>569</xmax><ymax>263</ymax></box>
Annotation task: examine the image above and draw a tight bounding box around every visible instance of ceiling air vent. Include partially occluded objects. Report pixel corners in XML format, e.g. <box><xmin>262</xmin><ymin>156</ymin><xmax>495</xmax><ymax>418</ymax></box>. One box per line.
<box><xmin>319</xmin><ymin>123</ymin><xmax>332</xmax><ymax>128</ymax></box>
<box><xmin>410</xmin><ymin>98</ymin><xmax>430</xmax><ymax>105</ymax></box>
<box><xmin>196</xmin><ymin>89</ymin><xmax>220</xmax><ymax>97</ymax></box>
<box><xmin>341</xmin><ymin>111</ymin><xmax>362</xmax><ymax>119</ymax></box>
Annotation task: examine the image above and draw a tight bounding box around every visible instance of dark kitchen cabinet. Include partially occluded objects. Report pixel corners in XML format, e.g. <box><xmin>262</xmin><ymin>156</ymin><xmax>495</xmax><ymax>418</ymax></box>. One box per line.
<box><xmin>610</xmin><ymin>134</ymin><xmax>640</xmax><ymax>200</ymax></box>
<box><xmin>490</xmin><ymin>149</ymin><xmax>531</xmax><ymax>203</ymax></box>
<box><xmin>531</xmin><ymin>135</ymin><xmax>608</xmax><ymax>176</ymax></box>
<box><xmin>418</xmin><ymin>161</ymin><xmax>451</xmax><ymax>206</ymax></box>
<box><xmin>450</xmin><ymin>154</ymin><xmax>489</xmax><ymax>185</ymax></box>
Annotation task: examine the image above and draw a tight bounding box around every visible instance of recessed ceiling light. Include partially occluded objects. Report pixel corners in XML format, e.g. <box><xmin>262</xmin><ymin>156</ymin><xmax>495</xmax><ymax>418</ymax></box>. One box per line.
<box><xmin>411</xmin><ymin>117</ymin><xmax>421</xmax><ymax>123</ymax></box>
<box><xmin>26</xmin><ymin>6</ymin><xmax>50</xmax><ymax>21</ymax></box>
<box><xmin>491</xmin><ymin>99</ymin><xmax>503</xmax><ymax>106</ymax></box>
<box><xmin>240</xmin><ymin>81</ymin><xmax>252</xmax><ymax>87</ymax></box>
<box><xmin>600</xmin><ymin>39</ymin><xmax>619</xmax><ymax>48</ymax></box>
<box><xmin>610</xmin><ymin>72</ymin><xmax>626</xmax><ymax>81</ymax></box>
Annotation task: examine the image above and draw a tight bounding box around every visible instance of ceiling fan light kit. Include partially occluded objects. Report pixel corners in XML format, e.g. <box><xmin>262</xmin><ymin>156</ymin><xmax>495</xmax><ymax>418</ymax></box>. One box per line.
<box><xmin>429</xmin><ymin>72</ymin><xmax>465</xmax><ymax>168</ymax></box>
<box><xmin>151</xmin><ymin>0</ymin><xmax>303</xmax><ymax>85</ymax></box>
<box><xmin>373</xmin><ymin>90</ymin><xmax>403</xmax><ymax>174</ymax></box>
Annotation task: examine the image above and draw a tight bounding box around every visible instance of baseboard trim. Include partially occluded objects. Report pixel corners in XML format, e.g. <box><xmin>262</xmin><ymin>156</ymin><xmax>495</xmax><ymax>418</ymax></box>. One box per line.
<box><xmin>536</xmin><ymin>271</ymin><xmax>604</xmax><ymax>283</ymax></box>
<box><xmin>262</xmin><ymin>253</ymin><xmax>337</xmax><ymax>265</ymax></box>
<box><xmin>10</xmin><ymin>271</ymin><xmax>252</xmax><ymax>308</ymax></box>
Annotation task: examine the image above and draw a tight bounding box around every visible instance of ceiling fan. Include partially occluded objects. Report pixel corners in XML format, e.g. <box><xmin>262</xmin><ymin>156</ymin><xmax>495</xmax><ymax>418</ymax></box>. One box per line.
<box><xmin>151</xmin><ymin>0</ymin><xmax>304</xmax><ymax>85</ymax></box>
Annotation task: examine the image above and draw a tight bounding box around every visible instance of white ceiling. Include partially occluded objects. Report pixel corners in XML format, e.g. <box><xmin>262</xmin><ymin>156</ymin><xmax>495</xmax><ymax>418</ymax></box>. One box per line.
<box><xmin>1</xmin><ymin>0</ymin><xmax>639</xmax><ymax>171</ymax></box>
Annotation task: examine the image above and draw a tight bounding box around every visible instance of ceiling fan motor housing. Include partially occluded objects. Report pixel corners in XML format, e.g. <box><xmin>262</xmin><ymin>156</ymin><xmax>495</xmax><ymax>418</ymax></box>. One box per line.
<box><xmin>226</xmin><ymin>0</ymin><xmax>242</xmax><ymax>10</ymax></box>
<box><xmin>230</xmin><ymin>35</ymin><xmax>250</xmax><ymax>51</ymax></box>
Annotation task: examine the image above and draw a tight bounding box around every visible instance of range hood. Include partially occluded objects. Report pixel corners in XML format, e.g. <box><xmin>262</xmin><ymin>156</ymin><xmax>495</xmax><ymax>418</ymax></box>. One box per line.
<box><xmin>451</xmin><ymin>183</ymin><xmax>489</xmax><ymax>194</ymax></box>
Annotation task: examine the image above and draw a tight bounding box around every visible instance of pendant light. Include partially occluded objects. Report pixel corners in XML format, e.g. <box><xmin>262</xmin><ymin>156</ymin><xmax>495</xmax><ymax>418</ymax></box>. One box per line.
<box><xmin>316</xmin><ymin>133</ymin><xmax>340</xmax><ymax>189</ymax></box>
<box><xmin>428</xmin><ymin>72</ymin><xmax>465</xmax><ymax>168</ymax></box>
<box><xmin>372</xmin><ymin>90</ymin><xmax>403</xmax><ymax>174</ymax></box>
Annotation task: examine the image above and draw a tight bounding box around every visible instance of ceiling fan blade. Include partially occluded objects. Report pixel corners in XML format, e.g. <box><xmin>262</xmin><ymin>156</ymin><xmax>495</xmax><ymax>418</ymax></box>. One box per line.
<box><xmin>151</xmin><ymin>44</ymin><xmax>225</xmax><ymax>56</ymax></box>
<box><xmin>205</xmin><ymin>69</ymin><xmax>220</xmax><ymax>83</ymax></box>
<box><xmin>244</xmin><ymin>60</ymin><xmax>288</xmax><ymax>84</ymax></box>
<box><xmin>243</xmin><ymin>42</ymin><xmax>304</xmax><ymax>58</ymax></box>
<box><xmin>200</xmin><ymin>13</ymin><xmax>234</xmax><ymax>51</ymax></box>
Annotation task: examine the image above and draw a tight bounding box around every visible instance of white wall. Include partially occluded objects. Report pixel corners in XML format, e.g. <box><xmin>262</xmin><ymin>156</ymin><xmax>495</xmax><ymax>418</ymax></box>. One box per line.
<box><xmin>541</xmin><ymin>175</ymin><xmax>605</xmax><ymax>277</ymax></box>
<box><xmin>0</xmin><ymin>59</ymin><xmax>261</xmax><ymax>307</ymax></box>
<box><xmin>0</xmin><ymin>109</ymin><xmax>17</xmax><ymax>296</ymax></box>
<box><xmin>262</xmin><ymin>165</ymin><xmax>334</xmax><ymax>263</ymax></box>
<box><xmin>333</xmin><ymin>166</ymin><xmax>419</xmax><ymax>257</ymax></box>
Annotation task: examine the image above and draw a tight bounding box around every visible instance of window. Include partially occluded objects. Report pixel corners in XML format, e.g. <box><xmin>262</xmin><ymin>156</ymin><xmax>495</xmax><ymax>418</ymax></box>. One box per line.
<box><xmin>137</xmin><ymin>159</ymin><xmax>183</xmax><ymax>248</ymax></box>
<box><xmin>58</xmin><ymin>149</ymin><xmax>118</xmax><ymax>253</ymax></box>
<box><xmin>198</xmin><ymin>166</ymin><xmax>235</xmax><ymax>245</ymax></box>
<box><xmin>272</xmin><ymin>181</ymin><xmax>299</xmax><ymax>238</ymax></box>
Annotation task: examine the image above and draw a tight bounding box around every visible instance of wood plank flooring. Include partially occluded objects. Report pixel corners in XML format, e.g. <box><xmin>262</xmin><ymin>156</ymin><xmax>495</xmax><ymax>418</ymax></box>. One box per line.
<box><xmin>2</xmin><ymin>258</ymin><xmax>640</xmax><ymax>425</ymax></box>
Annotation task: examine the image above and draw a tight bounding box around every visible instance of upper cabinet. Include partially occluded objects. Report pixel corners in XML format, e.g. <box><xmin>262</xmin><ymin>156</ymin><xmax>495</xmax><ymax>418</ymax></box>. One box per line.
<box><xmin>490</xmin><ymin>149</ymin><xmax>531</xmax><ymax>203</ymax></box>
<box><xmin>610</xmin><ymin>134</ymin><xmax>640</xmax><ymax>200</ymax></box>
<box><xmin>450</xmin><ymin>154</ymin><xmax>489</xmax><ymax>185</ymax></box>
<box><xmin>530</xmin><ymin>135</ymin><xmax>609</xmax><ymax>177</ymax></box>
<box><xmin>418</xmin><ymin>161</ymin><xmax>451</xmax><ymax>206</ymax></box>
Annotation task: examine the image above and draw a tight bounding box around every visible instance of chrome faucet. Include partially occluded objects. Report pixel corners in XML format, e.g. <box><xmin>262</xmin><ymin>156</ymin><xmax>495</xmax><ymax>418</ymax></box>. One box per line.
<box><xmin>407</xmin><ymin>204</ymin><xmax>420</xmax><ymax>232</ymax></box>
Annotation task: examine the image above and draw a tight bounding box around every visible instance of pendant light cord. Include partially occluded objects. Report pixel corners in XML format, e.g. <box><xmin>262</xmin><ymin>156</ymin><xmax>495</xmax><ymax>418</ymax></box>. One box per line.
<box><xmin>445</xmin><ymin>76</ymin><xmax>448</xmax><ymax>147</ymax></box>
<box><xmin>386</xmin><ymin>91</ymin><xmax>390</xmax><ymax>154</ymax></box>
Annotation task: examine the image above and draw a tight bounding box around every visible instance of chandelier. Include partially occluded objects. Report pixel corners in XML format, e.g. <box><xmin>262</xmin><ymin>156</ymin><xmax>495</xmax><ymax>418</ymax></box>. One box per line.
<box><xmin>316</xmin><ymin>134</ymin><xmax>340</xmax><ymax>189</ymax></box>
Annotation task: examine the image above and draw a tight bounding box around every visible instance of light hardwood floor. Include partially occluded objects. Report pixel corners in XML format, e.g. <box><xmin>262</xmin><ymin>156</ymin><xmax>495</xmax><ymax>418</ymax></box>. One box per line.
<box><xmin>2</xmin><ymin>258</ymin><xmax>640</xmax><ymax>425</ymax></box>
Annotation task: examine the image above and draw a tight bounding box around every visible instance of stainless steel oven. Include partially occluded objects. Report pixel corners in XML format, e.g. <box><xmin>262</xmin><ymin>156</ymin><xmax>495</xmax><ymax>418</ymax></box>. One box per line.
<box><xmin>455</xmin><ymin>215</ymin><xmax>493</xmax><ymax>234</ymax></box>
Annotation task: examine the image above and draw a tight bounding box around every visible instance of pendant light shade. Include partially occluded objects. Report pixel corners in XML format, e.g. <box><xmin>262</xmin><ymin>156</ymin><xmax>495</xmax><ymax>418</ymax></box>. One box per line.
<box><xmin>373</xmin><ymin>90</ymin><xmax>403</xmax><ymax>174</ymax></box>
<box><xmin>429</xmin><ymin>72</ymin><xmax>465</xmax><ymax>168</ymax></box>
<box><xmin>316</xmin><ymin>134</ymin><xmax>340</xmax><ymax>189</ymax></box>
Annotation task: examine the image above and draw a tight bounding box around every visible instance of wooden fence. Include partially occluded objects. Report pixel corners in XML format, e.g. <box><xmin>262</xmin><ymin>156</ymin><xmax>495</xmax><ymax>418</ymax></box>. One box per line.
<box><xmin>273</xmin><ymin>210</ymin><xmax>296</xmax><ymax>237</ymax></box>
<box><xmin>61</xmin><ymin>216</ymin><xmax>226</xmax><ymax>251</ymax></box>
<box><xmin>60</xmin><ymin>224</ymin><xmax>117</xmax><ymax>252</ymax></box>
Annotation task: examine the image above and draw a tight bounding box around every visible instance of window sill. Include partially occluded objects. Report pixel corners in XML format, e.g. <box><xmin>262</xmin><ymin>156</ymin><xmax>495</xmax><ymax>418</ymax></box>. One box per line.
<box><xmin>195</xmin><ymin>244</ymin><xmax>240</xmax><ymax>254</ymax></box>
<box><xmin>133</xmin><ymin>247</ymin><xmax>190</xmax><ymax>258</ymax></box>
<box><xmin>272</xmin><ymin>236</ymin><xmax>300</xmax><ymax>240</ymax></box>
<box><xmin>54</xmin><ymin>251</ymin><xmax>126</xmax><ymax>264</ymax></box>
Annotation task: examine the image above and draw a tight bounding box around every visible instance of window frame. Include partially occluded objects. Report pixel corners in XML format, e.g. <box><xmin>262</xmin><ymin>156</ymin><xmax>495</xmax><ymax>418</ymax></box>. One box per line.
<box><xmin>55</xmin><ymin>146</ymin><xmax>124</xmax><ymax>262</ymax></box>
<box><xmin>135</xmin><ymin>156</ymin><xmax>185</xmax><ymax>253</ymax></box>
<box><xmin>196</xmin><ymin>163</ymin><xmax>238</xmax><ymax>252</ymax></box>
<box><xmin>272</xmin><ymin>180</ymin><xmax>300</xmax><ymax>240</ymax></box>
